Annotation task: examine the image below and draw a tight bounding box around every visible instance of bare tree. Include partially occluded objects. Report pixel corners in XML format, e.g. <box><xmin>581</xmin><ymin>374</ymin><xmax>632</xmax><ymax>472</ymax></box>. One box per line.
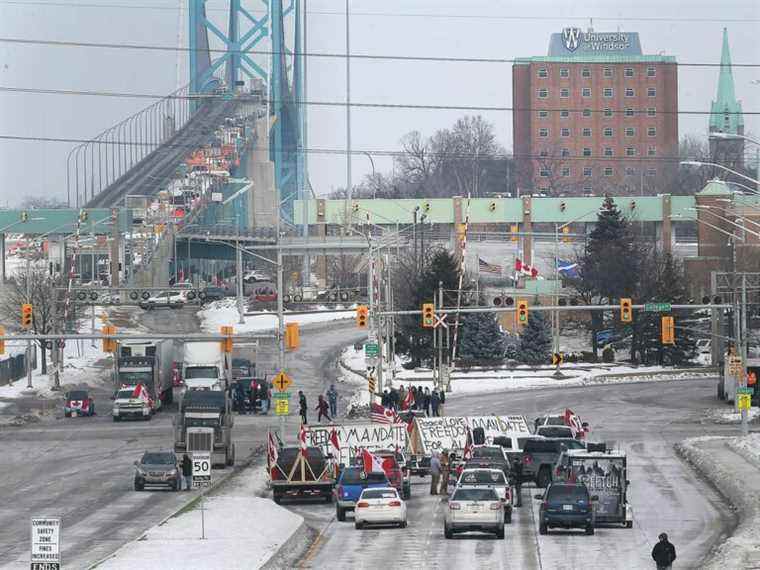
<box><xmin>20</xmin><ymin>196</ymin><xmax>68</xmax><ymax>210</ymax></box>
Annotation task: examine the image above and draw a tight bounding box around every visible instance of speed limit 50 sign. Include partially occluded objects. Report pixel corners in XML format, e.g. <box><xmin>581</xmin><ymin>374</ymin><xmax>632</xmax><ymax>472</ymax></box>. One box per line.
<box><xmin>192</xmin><ymin>452</ymin><xmax>212</xmax><ymax>489</ymax></box>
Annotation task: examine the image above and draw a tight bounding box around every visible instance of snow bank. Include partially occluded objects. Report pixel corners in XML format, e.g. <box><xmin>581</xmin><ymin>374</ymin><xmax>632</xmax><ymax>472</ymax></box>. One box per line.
<box><xmin>676</xmin><ymin>437</ymin><xmax>760</xmax><ymax>569</ymax></box>
<box><xmin>703</xmin><ymin>407</ymin><xmax>760</xmax><ymax>425</ymax></box>
<box><xmin>198</xmin><ymin>299</ymin><xmax>353</xmax><ymax>333</ymax></box>
<box><xmin>727</xmin><ymin>433</ymin><xmax>760</xmax><ymax>469</ymax></box>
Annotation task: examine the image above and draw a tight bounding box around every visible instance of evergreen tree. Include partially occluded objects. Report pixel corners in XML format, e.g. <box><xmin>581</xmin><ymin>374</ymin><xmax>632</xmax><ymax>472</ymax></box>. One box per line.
<box><xmin>518</xmin><ymin>310</ymin><xmax>552</xmax><ymax>365</ymax></box>
<box><xmin>458</xmin><ymin>311</ymin><xmax>507</xmax><ymax>362</ymax></box>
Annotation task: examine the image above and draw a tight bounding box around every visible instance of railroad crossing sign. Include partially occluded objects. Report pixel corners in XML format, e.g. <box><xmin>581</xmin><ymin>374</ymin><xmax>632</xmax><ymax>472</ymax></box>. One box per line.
<box><xmin>433</xmin><ymin>313</ymin><xmax>448</xmax><ymax>329</ymax></box>
<box><xmin>272</xmin><ymin>371</ymin><xmax>293</xmax><ymax>392</ymax></box>
<box><xmin>191</xmin><ymin>451</ymin><xmax>212</xmax><ymax>489</ymax></box>
<box><xmin>275</xmin><ymin>399</ymin><xmax>289</xmax><ymax>415</ymax></box>
<box><xmin>30</xmin><ymin>517</ymin><xmax>61</xmax><ymax>570</ymax></box>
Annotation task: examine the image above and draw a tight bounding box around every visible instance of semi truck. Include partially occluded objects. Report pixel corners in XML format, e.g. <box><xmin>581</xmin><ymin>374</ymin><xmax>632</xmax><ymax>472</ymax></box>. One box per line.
<box><xmin>182</xmin><ymin>341</ymin><xmax>226</xmax><ymax>390</ymax></box>
<box><xmin>173</xmin><ymin>388</ymin><xmax>235</xmax><ymax>468</ymax></box>
<box><xmin>112</xmin><ymin>340</ymin><xmax>175</xmax><ymax>421</ymax></box>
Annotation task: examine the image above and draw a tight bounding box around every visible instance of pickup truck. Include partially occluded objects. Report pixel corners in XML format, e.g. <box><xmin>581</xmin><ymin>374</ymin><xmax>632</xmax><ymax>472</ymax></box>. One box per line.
<box><xmin>334</xmin><ymin>466</ymin><xmax>390</xmax><ymax>521</ymax></box>
<box><xmin>522</xmin><ymin>438</ymin><xmax>574</xmax><ymax>487</ymax></box>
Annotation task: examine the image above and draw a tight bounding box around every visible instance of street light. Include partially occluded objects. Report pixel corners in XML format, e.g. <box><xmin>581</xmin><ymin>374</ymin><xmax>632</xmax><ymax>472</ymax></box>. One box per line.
<box><xmin>688</xmin><ymin>206</ymin><xmax>760</xmax><ymax>239</ymax></box>
<box><xmin>709</xmin><ymin>131</ymin><xmax>760</xmax><ymax>148</ymax></box>
<box><xmin>362</xmin><ymin>151</ymin><xmax>377</xmax><ymax>199</ymax></box>
<box><xmin>680</xmin><ymin>160</ymin><xmax>760</xmax><ymax>188</ymax></box>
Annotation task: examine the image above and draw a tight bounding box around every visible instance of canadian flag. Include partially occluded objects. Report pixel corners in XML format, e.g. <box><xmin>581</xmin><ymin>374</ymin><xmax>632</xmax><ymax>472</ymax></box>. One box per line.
<box><xmin>267</xmin><ymin>431</ymin><xmax>279</xmax><ymax>470</ymax></box>
<box><xmin>463</xmin><ymin>427</ymin><xmax>474</xmax><ymax>460</ymax></box>
<box><xmin>401</xmin><ymin>390</ymin><xmax>414</xmax><ymax>411</ymax></box>
<box><xmin>299</xmin><ymin>424</ymin><xmax>308</xmax><ymax>455</ymax></box>
<box><xmin>360</xmin><ymin>448</ymin><xmax>385</xmax><ymax>473</ymax></box>
<box><xmin>329</xmin><ymin>428</ymin><xmax>341</xmax><ymax>459</ymax></box>
<box><xmin>563</xmin><ymin>408</ymin><xmax>586</xmax><ymax>438</ymax></box>
<box><xmin>515</xmin><ymin>258</ymin><xmax>539</xmax><ymax>279</ymax></box>
<box><xmin>132</xmin><ymin>383</ymin><xmax>153</xmax><ymax>408</ymax></box>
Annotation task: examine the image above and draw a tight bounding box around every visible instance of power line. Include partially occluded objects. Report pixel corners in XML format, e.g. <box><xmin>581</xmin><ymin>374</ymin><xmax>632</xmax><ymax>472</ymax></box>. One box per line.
<box><xmin>3</xmin><ymin>0</ymin><xmax>760</xmax><ymax>24</ymax></box>
<box><xmin>0</xmin><ymin>36</ymin><xmax>756</xmax><ymax>67</ymax></box>
<box><xmin>0</xmin><ymin>86</ymin><xmax>755</xmax><ymax>116</ymax></box>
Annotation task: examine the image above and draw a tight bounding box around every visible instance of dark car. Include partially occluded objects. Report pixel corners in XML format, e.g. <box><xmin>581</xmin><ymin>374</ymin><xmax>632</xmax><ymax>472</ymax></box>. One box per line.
<box><xmin>201</xmin><ymin>287</ymin><xmax>227</xmax><ymax>303</ymax></box>
<box><xmin>64</xmin><ymin>390</ymin><xmax>95</xmax><ymax>417</ymax></box>
<box><xmin>535</xmin><ymin>482</ymin><xmax>597</xmax><ymax>535</ymax></box>
<box><xmin>469</xmin><ymin>445</ymin><xmax>511</xmax><ymax>477</ymax></box>
<box><xmin>134</xmin><ymin>451</ymin><xmax>180</xmax><ymax>491</ymax></box>
<box><xmin>335</xmin><ymin>467</ymin><xmax>390</xmax><ymax>521</ymax></box>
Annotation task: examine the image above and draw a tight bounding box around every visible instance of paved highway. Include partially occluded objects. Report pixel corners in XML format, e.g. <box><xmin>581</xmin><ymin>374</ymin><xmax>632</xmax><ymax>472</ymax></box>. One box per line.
<box><xmin>284</xmin><ymin>377</ymin><xmax>736</xmax><ymax>569</ymax></box>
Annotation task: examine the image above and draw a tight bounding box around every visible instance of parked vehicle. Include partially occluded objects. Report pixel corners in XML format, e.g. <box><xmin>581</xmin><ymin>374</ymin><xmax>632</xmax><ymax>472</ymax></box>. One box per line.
<box><xmin>182</xmin><ymin>341</ymin><xmax>225</xmax><ymax>390</ymax></box>
<box><xmin>444</xmin><ymin>486</ymin><xmax>505</xmax><ymax>539</ymax></box>
<box><xmin>522</xmin><ymin>438</ymin><xmax>577</xmax><ymax>487</ymax></box>
<box><xmin>373</xmin><ymin>449</ymin><xmax>409</xmax><ymax>500</ymax></box>
<box><xmin>173</xmin><ymin>389</ymin><xmax>235</xmax><ymax>468</ymax></box>
<box><xmin>139</xmin><ymin>290</ymin><xmax>185</xmax><ymax>310</ymax></box>
<box><xmin>469</xmin><ymin>445</ymin><xmax>512</xmax><ymax>477</ymax></box>
<box><xmin>64</xmin><ymin>389</ymin><xmax>95</xmax><ymax>417</ymax></box>
<box><xmin>200</xmin><ymin>287</ymin><xmax>227</xmax><ymax>303</ymax></box>
<box><xmin>133</xmin><ymin>451</ymin><xmax>181</xmax><ymax>491</ymax></box>
<box><xmin>114</xmin><ymin>339</ymin><xmax>175</xmax><ymax>415</ymax></box>
<box><xmin>334</xmin><ymin>467</ymin><xmax>390</xmax><ymax>521</ymax></box>
<box><xmin>354</xmin><ymin>487</ymin><xmax>407</xmax><ymax>529</ymax></box>
<box><xmin>270</xmin><ymin>446</ymin><xmax>335</xmax><ymax>504</ymax></box>
<box><xmin>112</xmin><ymin>385</ymin><xmax>153</xmax><ymax>421</ymax></box>
<box><xmin>536</xmin><ymin>425</ymin><xmax>576</xmax><ymax>439</ymax></box>
<box><xmin>456</xmin><ymin>468</ymin><xmax>514</xmax><ymax>523</ymax></box>
<box><xmin>535</xmin><ymin>481</ymin><xmax>597</xmax><ymax>535</ymax></box>
<box><xmin>243</xmin><ymin>269</ymin><xmax>273</xmax><ymax>283</ymax></box>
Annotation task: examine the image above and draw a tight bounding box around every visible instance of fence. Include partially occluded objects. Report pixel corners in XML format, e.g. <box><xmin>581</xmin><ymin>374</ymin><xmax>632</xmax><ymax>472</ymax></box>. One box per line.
<box><xmin>0</xmin><ymin>352</ymin><xmax>34</xmax><ymax>387</ymax></box>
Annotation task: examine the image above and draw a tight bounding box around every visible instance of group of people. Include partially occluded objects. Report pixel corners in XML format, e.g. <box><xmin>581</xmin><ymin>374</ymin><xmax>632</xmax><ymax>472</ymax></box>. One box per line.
<box><xmin>298</xmin><ymin>384</ymin><xmax>339</xmax><ymax>424</ymax></box>
<box><xmin>428</xmin><ymin>450</ymin><xmax>456</xmax><ymax>496</ymax></box>
<box><xmin>382</xmin><ymin>385</ymin><xmax>446</xmax><ymax>417</ymax></box>
<box><xmin>232</xmin><ymin>378</ymin><xmax>271</xmax><ymax>414</ymax></box>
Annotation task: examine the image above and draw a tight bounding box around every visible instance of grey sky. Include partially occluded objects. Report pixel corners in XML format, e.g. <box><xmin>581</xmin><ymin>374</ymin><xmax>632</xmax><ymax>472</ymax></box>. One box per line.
<box><xmin>1</xmin><ymin>0</ymin><xmax>758</xmax><ymax>205</ymax></box>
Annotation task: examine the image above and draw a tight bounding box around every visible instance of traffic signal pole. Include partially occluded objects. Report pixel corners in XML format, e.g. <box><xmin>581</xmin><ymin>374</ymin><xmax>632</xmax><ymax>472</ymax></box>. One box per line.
<box><xmin>25</xmin><ymin>256</ymin><xmax>32</xmax><ymax>389</ymax></box>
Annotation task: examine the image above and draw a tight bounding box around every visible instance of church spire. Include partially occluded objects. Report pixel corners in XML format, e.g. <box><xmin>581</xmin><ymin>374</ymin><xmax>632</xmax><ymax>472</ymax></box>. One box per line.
<box><xmin>709</xmin><ymin>28</ymin><xmax>744</xmax><ymax>134</ymax></box>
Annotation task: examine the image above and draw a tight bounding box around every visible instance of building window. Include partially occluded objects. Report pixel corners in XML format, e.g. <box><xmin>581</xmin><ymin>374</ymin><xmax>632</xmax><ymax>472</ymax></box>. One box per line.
<box><xmin>560</xmin><ymin>87</ymin><xmax>570</xmax><ymax>98</ymax></box>
<box><xmin>604</xmin><ymin>108</ymin><xmax>613</xmax><ymax>118</ymax></box>
<box><xmin>538</xmin><ymin>88</ymin><xmax>549</xmax><ymax>99</ymax></box>
<box><xmin>603</xmin><ymin>127</ymin><xmax>613</xmax><ymax>137</ymax></box>
<box><xmin>538</xmin><ymin>67</ymin><xmax>548</xmax><ymax>78</ymax></box>
<box><xmin>582</xmin><ymin>128</ymin><xmax>592</xmax><ymax>137</ymax></box>
<box><xmin>561</xmin><ymin>128</ymin><xmax>571</xmax><ymax>137</ymax></box>
<box><xmin>603</xmin><ymin>87</ymin><xmax>613</xmax><ymax>98</ymax></box>
<box><xmin>582</xmin><ymin>147</ymin><xmax>592</xmax><ymax>157</ymax></box>
<box><xmin>603</xmin><ymin>67</ymin><xmax>613</xmax><ymax>78</ymax></box>
<box><xmin>583</xmin><ymin>186</ymin><xmax>593</xmax><ymax>194</ymax></box>
<box><xmin>538</xmin><ymin>128</ymin><xmax>549</xmax><ymax>137</ymax></box>
<box><xmin>647</xmin><ymin>107</ymin><xmax>656</xmax><ymax>117</ymax></box>
<box><xmin>625</xmin><ymin>108</ymin><xmax>635</xmax><ymax>117</ymax></box>
<box><xmin>561</xmin><ymin>148</ymin><xmax>570</xmax><ymax>157</ymax></box>
<box><xmin>538</xmin><ymin>110</ymin><xmax>549</xmax><ymax>119</ymax></box>
<box><xmin>539</xmin><ymin>168</ymin><xmax>551</xmax><ymax>177</ymax></box>
<box><xmin>583</xmin><ymin>167</ymin><xmax>593</xmax><ymax>177</ymax></box>
<box><xmin>648</xmin><ymin>126</ymin><xmax>657</xmax><ymax>137</ymax></box>
<box><xmin>625</xmin><ymin>87</ymin><xmax>635</xmax><ymax>97</ymax></box>
<box><xmin>647</xmin><ymin>66</ymin><xmax>656</xmax><ymax>77</ymax></box>
<box><xmin>604</xmin><ymin>167</ymin><xmax>614</xmax><ymax>176</ymax></box>
<box><xmin>582</xmin><ymin>67</ymin><xmax>591</xmax><ymax>78</ymax></box>
<box><xmin>625</xmin><ymin>147</ymin><xmax>636</xmax><ymax>157</ymax></box>
<box><xmin>583</xmin><ymin>108</ymin><xmax>592</xmax><ymax>118</ymax></box>
<box><xmin>582</xmin><ymin>87</ymin><xmax>592</xmax><ymax>97</ymax></box>
<box><xmin>625</xmin><ymin>127</ymin><xmax>635</xmax><ymax>137</ymax></box>
<box><xmin>624</xmin><ymin>67</ymin><xmax>634</xmax><ymax>78</ymax></box>
<box><xmin>647</xmin><ymin>87</ymin><xmax>657</xmax><ymax>97</ymax></box>
<box><xmin>561</xmin><ymin>167</ymin><xmax>571</xmax><ymax>177</ymax></box>
<box><xmin>560</xmin><ymin>110</ymin><xmax>570</xmax><ymax>119</ymax></box>
<box><xmin>560</xmin><ymin>67</ymin><xmax>569</xmax><ymax>78</ymax></box>
<box><xmin>646</xmin><ymin>168</ymin><xmax>657</xmax><ymax>177</ymax></box>
<box><xmin>648</xmin><ymin>145</ymin><xmax>657</xmax><ymax>156</ymax></box>
<box><xmin>625</xmin><ymin>167</ymin><xmax>636</xmax><ymax>176</ymax></box>
<box><xmin>604</xmin><ymin>147</ymin><xmax>613</xmax><ymax>157</ymax></box>
<box><xmin>539</xmin><ymin>149</ymin><xmax>549</xmax><ymax>157</ymax></box>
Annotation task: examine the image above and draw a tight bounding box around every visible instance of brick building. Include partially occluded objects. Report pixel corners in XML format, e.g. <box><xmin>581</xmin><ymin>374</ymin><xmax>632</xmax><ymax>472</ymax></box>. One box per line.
<box><xmin>513</xmin><ymin>28</ymin><xmax>678</xmax><ymax>196</ymax></box>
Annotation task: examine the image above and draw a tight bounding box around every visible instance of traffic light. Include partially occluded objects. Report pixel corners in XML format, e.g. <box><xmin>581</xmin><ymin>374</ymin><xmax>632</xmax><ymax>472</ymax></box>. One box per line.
<box><xmin>423</xmin><ymin>202</ymin><xmax>431</xmax><ymax>213</ymax></box>
<box><xmin>21</xmin><ymin>303</ymin><xmax>32</xmax><ymax>329</ymax></box>
<box><xmin>220</xmin><ymin>326</ymin><xmax>233</xmax><ymax>353</ymax></box>
<box><xmin>352</xmin><ymin>202</ymin><xmax>359</xmax><ymax>213</ymax></box>
<box><xmin>661</xmin><ymin>316</ymin><xmax>675</xmax><ymax>345</ymax></box>
<box><xmin>517</xmin><ymin>299</ymin><xmax>528</xmax><ymax>325</ymax></box>
<box><xmin>562</xmin><ymin>226</ymin><xmax>570</xmax><ymax>243</ymax></box>
<box><xmin>285</xmin><ymin>322</ymin><xmax>300</xmax><ymax>350</ymax></box>
<box><xmin>20</xmin><ymin>211</ymin><xmax>29</xmax><ymax>222</ymax></box>
<box><xmin>102</xmin><ymin>325</ymin><xmax>117</xmax><ymax>352</ymax></box>
<box><xmin>559</xmin><ymin>201</ymin><xmax>566</xmax><ymax>212</ymax></box>
<box><xmin>489</xmin><ymin>201</ymin><xmax>496</xmax><ymax>212</ymax></box>
<box><xmin>79</xmin><ymin>210</ymin><xmax>88</xmax><ymax>223</ymax></box>
<box><xmin>356</xmin><ymin>305</ymin><xmax>369</xmax><ymax>328</ymax></box>
<box><xmin>620</xmin><ymin>298</ymin><xmax>633</xmax><ymax>323</ymax></box>
<box><xmin>422</xmin><ymin>303</ymin><xmax>435</xmax><ymax>328</ymax></box>
<box><xmin>0</xmin><ymin>325</ymin><xmax>5</xmax><ymax>355</ymax></box>
<box><xmin>510</xmin><ymin>225</ymin><xmax>519</xmax><ymax>242</ymax></box>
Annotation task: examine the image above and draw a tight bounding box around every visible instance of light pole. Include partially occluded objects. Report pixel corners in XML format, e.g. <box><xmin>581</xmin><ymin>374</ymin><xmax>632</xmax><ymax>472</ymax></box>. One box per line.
<box><xmin>681</xmin><ymin>160</ymin><xmax>760</xmax><ymax>189</ymax></box>
<box><xmin>363</xmin><ymin>151</ymin><xmax>376</xmax><ymax>198</ymax></box>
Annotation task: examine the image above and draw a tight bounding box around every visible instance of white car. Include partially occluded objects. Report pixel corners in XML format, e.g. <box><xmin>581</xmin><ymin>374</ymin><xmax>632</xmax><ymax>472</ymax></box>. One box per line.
<box><xmin>139</xmin><ymin>291</ymin><xmax>185</xmax><ymax>310</ymax></box>
<box><xmin>354</xmin><ymin>487</ymin><xmax>407</xmax><ymax>529</ymax></box>
<box><xmin>457</xmin><ymin>468</ymin><xmax>514</xmax><ymax>523</ymax></box>
<box><xmin>243</xmin><ymin>270</ymin><xmax>272</xmax><ymax>283</ymax></box>
<box><xmin>444</xmin><ymin>486</ymin><xmax>504</xmax><ymax>539</ymax></box>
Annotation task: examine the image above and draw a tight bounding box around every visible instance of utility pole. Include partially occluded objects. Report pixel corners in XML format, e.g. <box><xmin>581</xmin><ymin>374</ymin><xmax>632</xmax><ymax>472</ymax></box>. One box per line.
<box><xmin>236</xmin><ymin>238</ymin><xmax>245</xmax><ymax>324</ymax></box>
<box><xmin>26</xmin><ymin>256</ymin><xmax>33</xmax><ymax>389</ymax></box>
<box><xmin>110</xmin><ymin>208</ymin><xmax>120</xmax><ymax>287</ymax></box>
<box><xmin>437</xmin><ymin>281</ymin><xmax>444</xmax><ymax>391</ymax></box>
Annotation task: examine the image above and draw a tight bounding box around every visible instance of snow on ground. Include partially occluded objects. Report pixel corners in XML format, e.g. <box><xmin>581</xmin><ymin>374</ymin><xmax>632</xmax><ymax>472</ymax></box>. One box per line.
<box><xmin>97</xmin><ymin>462</ymin><xmax>303</xmax><ymax>570</ymax></box>
<box><xmin>702</xmin><ymin>406</ymin><xmax>760</xmax><ymax>425</ymax></box>
<box><xmin>727</xmin><ymin>433</ymin><xmax>760</xmax><ymax>468</ymax></box>
<box><xmin>198</xmin><ymin>298</ymin><xmax>353</xmax><ymax>333</ymax></box>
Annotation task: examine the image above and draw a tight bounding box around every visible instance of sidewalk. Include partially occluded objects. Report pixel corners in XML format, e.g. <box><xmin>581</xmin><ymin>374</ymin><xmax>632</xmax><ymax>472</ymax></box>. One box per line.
<box><xmin>677</xmin><ymin>435</ymin><xmax>760</xmax><ymax>569</ymax></box>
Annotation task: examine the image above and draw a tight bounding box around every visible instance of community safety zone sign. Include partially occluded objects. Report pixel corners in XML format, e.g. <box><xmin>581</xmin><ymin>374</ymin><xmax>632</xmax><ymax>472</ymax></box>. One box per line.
<box><xmin>306</xmin><ymin>423</ymin><xmax>408</xmax><ymax>466</ymax></box>
<box><xmin>31</xmin><ymin>517</ymin><xmax>61</xmax><ymax>570</ymax></box>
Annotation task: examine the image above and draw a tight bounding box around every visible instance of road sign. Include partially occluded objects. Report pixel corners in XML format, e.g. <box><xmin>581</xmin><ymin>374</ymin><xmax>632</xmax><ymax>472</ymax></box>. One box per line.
<box><xmin>368</xmin><ymin>376</ymin><xmax>376</xmax><ymax>393</ymax></box>
<box><xmin>272</xmin><ymin>371</ymin><xmax>292</xmax><ymax>392</ymax></box>
<box><xmin>31</xmin><ymin>517</ymin><xmax>61</xmax><ymax>570</ymax></box>
<box><xmin>729</xmin><ymin>356</ymin><xmax>743</xmax><ymax>376</ymax></box>
<box><xmin>272</xmin><ymin>391</ymin><xmax>291</xmax><ymax>400</ymax></box>
<box><xmin>192</xmin><ymin>452</ymin><xmax>212</xmax><ymax>489</ymax></box>
<box><xmin>737</xmin><ymin>387</ymin><xmax>753</xmax><ymax>395</ymax></box>
<box><xmin>275</xmin><ymin>399</ymin><xmax>289</xmax><ymax>415</ymax></box>
<box><xmin>738</xmin><ymin>393</ymin><xmax>752</xmax><ymax>410</ymax></box>
<box><xmin>644</xmin><ymin>302</ymin><xmax>672</xmax><ymax>312</ymax></box>
<box><xmin>364</xmin><ymin>343</ymin><xmax>379</xmax><ymax>357</ymax></box>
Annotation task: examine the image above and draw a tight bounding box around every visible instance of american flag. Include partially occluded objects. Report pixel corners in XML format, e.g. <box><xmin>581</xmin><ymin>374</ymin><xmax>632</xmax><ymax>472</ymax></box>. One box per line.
<box><xmin>478</xmin><ymin>257</ymin><xmax>503</xmax><ymax>274</ymax></box>
<box><xmin>370</xmin><ymin>402</ymin><xmax>400</xmax><ymax>424</ymax></box>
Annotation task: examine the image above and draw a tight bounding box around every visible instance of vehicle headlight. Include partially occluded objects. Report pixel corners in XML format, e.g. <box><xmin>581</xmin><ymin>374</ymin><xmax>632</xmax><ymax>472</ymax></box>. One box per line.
<box><xmin>168</xmin><ymin>469</ymin><xmax>177</xmax><ymax>476</ymax></box>
<box><xmin>136</xmin><ymin>467</ymin><xmax>147</xmax><ymax>476</ymax></box>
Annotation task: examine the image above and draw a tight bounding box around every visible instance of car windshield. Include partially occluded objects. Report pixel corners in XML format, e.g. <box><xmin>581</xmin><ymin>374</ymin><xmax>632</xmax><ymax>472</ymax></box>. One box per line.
<box><xmin>460</xmin><ymin>471</ymin><xmax>506</xmax><ymax>485</ymax></box>
<box><xmin>547</xmin><ymin>485</ymin><xmax>589</xmax><ymax>502</ymax></box>
<box><xmin>67</xmin><ymin>390</ymin><xmax>88</xmax><ymax>400</ymax></box>
<box><xmin>362</xmin><ymin>489</ymin><xmax>398</xmax><ymax>500</ymax></box>
<box><xmin>558</xmin><ymin>439</ymin><xmax>585</xmax><ymax>450</ymax></box>
<box><xmin>538</xmin><ymin>427</ymin><xmax>574</xmax><ymax>438</ymax></box>
<box><xmin>142</xmin><ymin>453</ymin><xmax>175</xmax><ymax>465</ymax></box>
<box><xmin>473</xmin><ymin>447</ymin><xmax>502</xmax><ymax>459</ymax></box>
<box><xmin>185</xmin><ymin>367</ymin><xmax>218</xmax><ymax>379</ymax></box>
<box><xmin>118</xmin><ymin>372</ymin><xmax>153</xmax><ymax>385</ymax></box>
<box><xmin>116</xmin><ymin>389</ymin><xmax>135</xmax><ymax>399</ymax></box>
<box><xmin>452</xmin><ymin>488</ymin><xmax>498</xmax><ymax>502</ymax></box>
<box><xmin>543</xmin><ymin>417</ymin><xmax>566</xmax><ymax>426</ymax></box>
<box><xmin>341</xmin><ymin>468</ymin><xmax>364</xmax><ymax>485</ymax></box>
<box><xmin>518</xmin><ymin>437</ymin><xmax>540</xmax><ymax>449</ymax></box>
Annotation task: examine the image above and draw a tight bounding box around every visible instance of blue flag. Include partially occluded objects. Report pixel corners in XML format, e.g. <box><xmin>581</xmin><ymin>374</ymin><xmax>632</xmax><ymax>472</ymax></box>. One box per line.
<box><xmin>557</xmin><ymin>259</ymin><xmax>579</xmax><ymax>279</ymax></box>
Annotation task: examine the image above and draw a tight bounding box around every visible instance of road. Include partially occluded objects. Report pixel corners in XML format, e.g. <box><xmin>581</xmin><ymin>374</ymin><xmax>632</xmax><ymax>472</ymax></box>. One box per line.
<box><xmin>284</xmin><ymin>377</ymin><xmax>736</xmax><ymax>569</ymax></box>
<box><xmin>0</xmin><ymin>310</ymin><xmax>364</xmax><ymax>569</ymax></box>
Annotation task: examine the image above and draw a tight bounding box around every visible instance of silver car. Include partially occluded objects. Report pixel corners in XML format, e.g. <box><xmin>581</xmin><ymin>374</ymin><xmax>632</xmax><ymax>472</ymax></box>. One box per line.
<box><xmin>457</xmin><ymin>468</ymin><xmax>515</xmax><ymax>524</ymax></box>
<box><xmin>134</xmin><ymin>451</ymin><xmax>181</xmax><ymax>491</ymax></box>
<box><xmin>444</xmin><ymin>485</ymin><xmax>505</xmax><ymax>539</ymax></box>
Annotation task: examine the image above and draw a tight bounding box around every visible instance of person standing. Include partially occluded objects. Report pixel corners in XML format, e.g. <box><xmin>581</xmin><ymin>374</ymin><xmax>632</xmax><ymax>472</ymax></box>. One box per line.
<box><xmin>429</xmin><ymin>452</ymin><xmax>441</xmax><ymax>495</ymax></box>
<box><xmin>250</xmin><ymin>380</ymin><xmax>259</xmax><ymax>415</ymax></box>
<box><xmin>398</xmin><ymin>385</ymin><xmax>406</xmax><ymax>409</ymax></box>
<box><xmin>181</xmin><ymin>453</ymin><xmax>193</xmax><ymax>491</ymax></box>
<box><xmin>258</xmin><ymin>382</ymin><xmax>269</xmax><ymax>415</ymax></box>
<box><xmin>431</xmin><ymin>390</ymin><xmax>440</xmax><ymax>417</ymax></box>
<box><xmin>298</xmin><ymin>390</ymin><xmax>308</xmax><ymax>424</ymax></box>
<box><xmin>439</xmin><ymin>389</ymin><xmax>446</xmax><ymax>416</ymax></box>
<box><xmin>423</xmin><ymin>387</ymin><xmax>432</xmax><ymax>416</ymax></box>
<box><xmin>326</xmin><ymin>383</ymin><xmax>338</xmax><ymax>418</ymax></box>
<box><xmin>316</xmin><ymin>395</ymin><xmax>331</xmax><ymax>423</ymax></box>
<box><xmin>439</xmin><ymin>450</ymin><xmax>450</xmax><ymax>495</ymax></box>
<box><xmin>511</xmin><ymin>458</ymin><xmax>523</xmax><ymax>507</ymax></box>
<box><xmin>651</xmin><ymin>533</ymin><xmax>676</xmax><ymax>569</ymax></box>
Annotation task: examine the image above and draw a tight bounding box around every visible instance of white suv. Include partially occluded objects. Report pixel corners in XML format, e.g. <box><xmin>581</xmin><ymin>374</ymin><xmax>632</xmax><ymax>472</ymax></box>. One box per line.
<box><xmin>444</xmin><ymin>486</ymin><xmax>505</xmax><ymax>539</ymax></box>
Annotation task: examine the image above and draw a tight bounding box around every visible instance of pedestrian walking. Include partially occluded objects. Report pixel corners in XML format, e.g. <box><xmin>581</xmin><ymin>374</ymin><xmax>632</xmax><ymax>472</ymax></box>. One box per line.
<box><xmin>298</xmin><ymin>390</ymin><xmax>308</xmax><ymax>424</ymax></box>
<box><xmin>439</xmin><ymin>450</ymin><xmax>450</xmax><ymax>495</ymax></box>
<box><xmin>429</xmin><ymin>452</ymin><xmax>441</xmax><ymax>495</ymax></box>
<box><xmin>181</xmin><ymin>453</ymin><xmax>193</xmax><ymax>491</ymax></box>
<box><xmin>511</xmin><ymin>458</ymin><xmax>523</xmax><ymax>507</ymax></box>
<box><xmin>326</xmin><ymin>383</ymin><xmax>338</xmax><ymax>418</ymax></box>
<box><xmin>439</xmin><ymin>389</ymin><xmax>446</xmax><ymax>416</ymax></box>
<box><xmin>410</xmin><ymin>387</ymin><xmax>418</xmax><ymax>410</ymax></box>
<box><xmin>316</xmin><ymin>395</ymin><xmax>331</xmax><ymax>423</ymax></box>
<box><xmin>381</xmin><ymin>389</ymin><xmax>390</xmax><ymax>408</ymax></box>
<box><xmin>651</xmin><ymin>533</ymin><xmax>676</xmax><ymax>569</ymax></box>
<box><xmin>417</xmin><ymin>385</ymin><xmax>425</xmax><ymax>410</ymax></box>
<box><xmin>258</xmin><ymin>383</ymin><xmax>269</xmax><ymax>415</ymax></box>
<box><xmin>431</xmin><ymin>390</ymin><xmax>440</xmax><ymax>417</ymax></box>
<box><xmin>250</xmin><ymin>380</ymin><xmax>259</xmax><ymax>415</ymax></box>
<box><xmin>423</xmin><ymin>387</ymin><xmax>431</xmax><ymax>416</ymax></box>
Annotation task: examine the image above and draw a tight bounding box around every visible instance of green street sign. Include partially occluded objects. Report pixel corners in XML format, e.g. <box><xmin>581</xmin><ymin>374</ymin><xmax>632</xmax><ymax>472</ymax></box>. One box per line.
<box><xmin>644</xmin><ymin>302</ymin><xmax>672</xmax><ymax>313</ymax></box>
<box><xmin>272</xmin><ymin>391</ymin><xmax>291</xmax><ymax>400</ymax></box>
<box><xmin>737</xmin><ymin>387</ymin><xmax>753</xmax><ymax>395</ymax></box>
<box><xmin>365</xmin><ymin>343</ymin><xmax>379</xmax><ymax>357</ymax></box>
